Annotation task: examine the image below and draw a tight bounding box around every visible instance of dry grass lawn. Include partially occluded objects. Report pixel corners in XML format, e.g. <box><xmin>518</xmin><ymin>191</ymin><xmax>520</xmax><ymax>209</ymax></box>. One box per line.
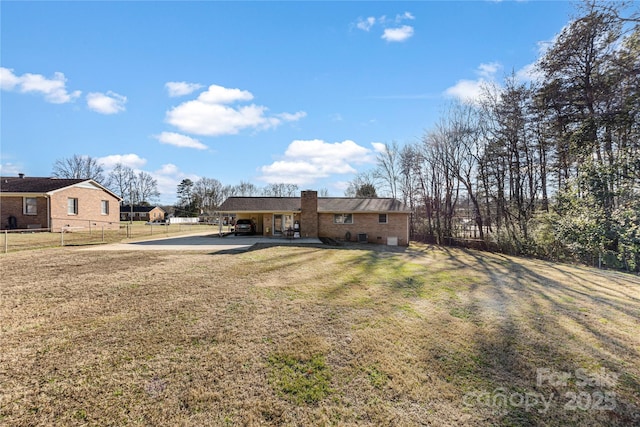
<box><xmin>1</xmin><ymin>243</ymin><xmax>639</xmax><ymax>426</ymax></box>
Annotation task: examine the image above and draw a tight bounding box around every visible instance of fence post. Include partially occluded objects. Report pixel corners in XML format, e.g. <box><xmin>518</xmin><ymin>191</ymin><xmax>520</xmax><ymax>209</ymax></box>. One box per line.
<box><xmin>102</xmin><ymin>225</ymin><xmax>105</xmax><ymax>242</ymax></box>
<box><xmin>4</xmin><ymin>230</ymin><xmax>7</xmax><ymax>254</ymax></box>
<box><xmin>151</xmin><ymin>224</ymin><xmax>153</xmax><ymax>236</ymax></box>
<box><xmin>61</xmin><ymin>228</ymin><xmax>64</xmax><ymax>247</ymax></box>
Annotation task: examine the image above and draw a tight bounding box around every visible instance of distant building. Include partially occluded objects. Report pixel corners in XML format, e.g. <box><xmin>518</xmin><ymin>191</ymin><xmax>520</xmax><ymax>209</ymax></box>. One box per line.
<box><xmin>0</xmin><ymin>174</ymin><xmax>121</xmax><ymax>231</ymax></box>
<box><xmin>120</xmin><ymin>205</ymin><xmax>166</xmax><ymax>222</ymax></box>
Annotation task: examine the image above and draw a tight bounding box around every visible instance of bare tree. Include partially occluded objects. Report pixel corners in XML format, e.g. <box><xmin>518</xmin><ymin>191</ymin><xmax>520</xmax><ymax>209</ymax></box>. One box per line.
<box><xmin>374</xmin><ymin>141</ymin><xmax>400</xmax><ymax>199</ymax></box>
<box><xmin>344</xmin><ymin>171</ymin><xmax>378</xmax><ymax>197</ymax></box>
<box><xmin>133</xmin><ymin>171</ymin><xmax>159</xmax><ymax>204</ymax></box>
<box><xmin>52</xmin><ymin>154</ymin><xmax>105</xmax><ymax>183</ymax></box>
<box><xmin>262</xmin><ymin>183</ymin><xmax>299</xmax><ymax>197</ymax></box>
<box><xmin>236</xmin><ymin>181</ymin><xmax>259</xmax><ymax>196</ymax></box>
<box><xmin>105</xmin><ymin>163</ymin><xmax>135</xmax><ymax>202</ymax></box>
<box><xmin>193</xmin><ymin>177</ymin><xmax>224</xmax><ymax>211</ymax></box>
<box><xmin>106</xmin><ymin>164</ymin><xmax>158</xmax><ymax>205</ymax></box>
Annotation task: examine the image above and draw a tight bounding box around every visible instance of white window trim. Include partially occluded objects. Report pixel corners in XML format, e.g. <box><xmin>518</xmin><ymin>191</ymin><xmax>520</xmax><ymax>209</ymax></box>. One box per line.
<box><xmin>333</xmin><ymin>213</ymin><xmax>354</xmax><ymax>224</ymax></box>
<box><xmin>378</xmin><ymin>213</ymin><xmax>388</xmax><ymax>224</ymax></box>
<box><xmin>67</xmin><ymin>198</ymin><xmax>78</xmax><ymax>215</ymax></box>
<box><xmin>23</xmin><ymin>197</ymin><xmax>38</xmax><ymax>215</ymax></box>
<box><xmin>101</xmin><ymin>200</ymin><xmax>109</xmax><ymax>215</ymax></box>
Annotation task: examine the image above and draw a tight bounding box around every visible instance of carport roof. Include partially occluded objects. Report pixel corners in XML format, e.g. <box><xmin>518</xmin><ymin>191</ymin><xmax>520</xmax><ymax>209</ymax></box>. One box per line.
<box><xmin>219</xmin><ymin>197</ymin><xmax>410</xmax><ymax>213</ymax></box>
<box><xmin>219</xmin><ymin>197</ymin><xmax>301</xmax><ymax>212</ymax></box>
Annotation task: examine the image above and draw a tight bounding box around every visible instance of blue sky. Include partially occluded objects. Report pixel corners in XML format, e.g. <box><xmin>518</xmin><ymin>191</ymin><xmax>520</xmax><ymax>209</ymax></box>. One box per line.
<box><xmin>1</xmin><ymin>1</ymin><xmax>575</xmax><ymax>203</ymax></box>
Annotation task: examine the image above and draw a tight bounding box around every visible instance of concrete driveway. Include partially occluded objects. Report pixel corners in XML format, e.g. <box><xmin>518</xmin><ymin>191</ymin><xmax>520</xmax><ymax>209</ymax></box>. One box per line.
<box><xmin>83</xmin><ymin>232</ymin><xmax>322</xmax><ymax>252</ymax></box>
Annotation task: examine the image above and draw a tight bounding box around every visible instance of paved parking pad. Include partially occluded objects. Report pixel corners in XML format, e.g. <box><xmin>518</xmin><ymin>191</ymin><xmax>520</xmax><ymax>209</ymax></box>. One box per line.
<box><xmin>82</xmin><ymin>234</ymin><xmax>322</xmax><ymax>252</ymax></box>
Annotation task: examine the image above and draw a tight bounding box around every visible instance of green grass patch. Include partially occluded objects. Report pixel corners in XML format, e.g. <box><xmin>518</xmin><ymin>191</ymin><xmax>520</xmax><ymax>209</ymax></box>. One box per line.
<box><xmin>267</xmin><ymin>353</ymin><xmax>332</xmax><ymax>404</ymax></box>
<box><xmin>365</xmin><ymin>365</ymin><xmax>389</xmax><ymax>389</ymax></box>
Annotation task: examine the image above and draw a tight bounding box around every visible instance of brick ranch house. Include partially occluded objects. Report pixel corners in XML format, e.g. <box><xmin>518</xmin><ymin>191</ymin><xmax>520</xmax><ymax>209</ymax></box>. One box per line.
<box><xmin>219</xmin><ymin>190</ymin><xmax>411</xmax><ymax>246</ymax></box>
<box><xmin>0</xmin><ymin>175</ymin><xmax>121</xmax><ymax>232</ymax></box>
<box><xmin>120</xmin><ymin>205</ymin><xmax>166</xmax><ymax>222</ymax></box>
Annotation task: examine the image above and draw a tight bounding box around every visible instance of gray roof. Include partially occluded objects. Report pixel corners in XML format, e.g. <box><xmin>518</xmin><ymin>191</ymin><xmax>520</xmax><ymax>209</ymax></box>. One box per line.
<box><xmin>219</xmin><ymin>197</ymin><xmax>301</xmax><ymax>212</ymax></box>
<box><xmin>318</xmin><ymin>198</ymin><xmax>409</xmax><ymax>213</ymax></box>
<box><xmin>0</xmin><ymin>176</ymin><xmax>122</xmax><ymax>201</ymax></box>
<box><xmin>219</xmin><ymin>197</ymin><xmax>410</xmax><ymax>213</ymax></box>
<box><xmin>1</xmin><ymin>177</ymin><xmax>87</xmax><ymax>193</ymax></box>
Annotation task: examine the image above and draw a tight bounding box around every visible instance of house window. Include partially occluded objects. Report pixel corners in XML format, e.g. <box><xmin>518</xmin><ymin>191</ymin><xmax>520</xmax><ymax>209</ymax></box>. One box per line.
<box><xmin>378</xmin><ymin>214</ymin><xmax>388</xmax><ymax>224</ymax></box>
<box><xmin>334</xmin><ymin>213</ymin><xmax>353</xmax><ymax>224</ymax></box>
<box><xmin>101</xmin><ymin>200</ymin><xmax>109</xmax><ymax>215</ymax></box>
<box><xmin>67</xmin><ymin>198</ymin><xmax>78</xmax><ymax>215</ymax></box>
<box><xmin>23</xmin><ymin>197</ymin><xmax>37</xmax><ymax>215</ymax></box>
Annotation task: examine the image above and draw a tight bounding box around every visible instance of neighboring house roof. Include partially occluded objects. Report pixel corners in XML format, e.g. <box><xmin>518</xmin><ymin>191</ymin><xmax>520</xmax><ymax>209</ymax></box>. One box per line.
<box><xmin>1</xmin><ymin>177</ymin><xmax>87</xmax><ymax>193</ymax></box>
<box><xmin>0</xmin><ymin>176</ymin><xmax>122</xmax><ymax>200</ymax></box>
<box><xmin>120</xmin><ymin>205</ymin><xmax>166</xmax><ymax>213</ymax></box>
<box><xmin>219</xmin><ymin>197</ymin><xmax>410</xmax><ymax>213</ymax></box>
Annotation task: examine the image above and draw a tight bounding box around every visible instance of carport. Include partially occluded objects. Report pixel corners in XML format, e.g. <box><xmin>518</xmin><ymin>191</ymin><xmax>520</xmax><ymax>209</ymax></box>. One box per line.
<box><xmin>216</xmin><ymin>197</ymin><xmax>302</xmax><ymax>238</ymax></box>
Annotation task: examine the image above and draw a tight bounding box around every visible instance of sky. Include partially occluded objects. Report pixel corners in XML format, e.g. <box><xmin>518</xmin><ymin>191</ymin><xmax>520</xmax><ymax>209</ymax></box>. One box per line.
<box><xmin>1</xmin><ymin>0</ymin><xmax>576</xmax><ymax>204</ymax></box>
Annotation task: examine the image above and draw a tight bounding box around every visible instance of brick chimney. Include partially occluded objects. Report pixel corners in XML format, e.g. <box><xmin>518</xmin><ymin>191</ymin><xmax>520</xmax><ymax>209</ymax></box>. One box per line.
<box><xmin>300</xmin><ymin>190</ymin><xmax>318</xmax><ymax>238</ymax></box>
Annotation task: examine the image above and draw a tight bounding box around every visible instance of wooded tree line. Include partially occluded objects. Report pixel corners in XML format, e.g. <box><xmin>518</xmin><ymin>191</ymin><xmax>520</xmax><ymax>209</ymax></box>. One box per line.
<box><xmin>361</xmin><ymin>2</ymin><xmax>639</xmax><ymax>271</ymax></box>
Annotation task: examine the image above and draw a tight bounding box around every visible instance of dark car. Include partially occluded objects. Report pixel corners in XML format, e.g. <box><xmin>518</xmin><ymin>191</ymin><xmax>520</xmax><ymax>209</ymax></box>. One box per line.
<box><xmin>234</xmin><ymin>219</ymin><xmax>256</xmax><ymax>236</ymax></box>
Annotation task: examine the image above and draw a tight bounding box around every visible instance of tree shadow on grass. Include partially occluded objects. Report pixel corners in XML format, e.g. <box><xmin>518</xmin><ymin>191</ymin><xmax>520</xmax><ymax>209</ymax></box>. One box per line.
<box><xmin>456</xmin><ymin>248</ymin><xmax>640</xmax><ymax>425</ymax></box>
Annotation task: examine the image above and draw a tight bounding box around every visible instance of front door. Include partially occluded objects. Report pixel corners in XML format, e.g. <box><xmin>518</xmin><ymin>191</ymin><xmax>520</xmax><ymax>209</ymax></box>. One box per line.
<box><xmin>273</xmin><ymin>215</ymin><xmax>284</xmax><ymax>235</ymax></box>
<box><xmin>273</xmin><ymin>214</ymin><xmax>293</xmax><ymax>235</ymax></box>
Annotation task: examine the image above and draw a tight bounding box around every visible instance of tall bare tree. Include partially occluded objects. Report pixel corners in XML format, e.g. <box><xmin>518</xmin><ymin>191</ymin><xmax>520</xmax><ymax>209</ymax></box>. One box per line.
<box><xmin>52</xmin><ymin>154</ymin><xmax>105</xmax><ymax>183</ymax></box>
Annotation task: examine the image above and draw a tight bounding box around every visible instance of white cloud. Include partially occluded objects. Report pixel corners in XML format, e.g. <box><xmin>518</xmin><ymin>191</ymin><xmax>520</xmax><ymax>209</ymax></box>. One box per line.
<box><xmin>259</xmin><ymin>139</ymin><xmax>376</xmax><ymax>185</ymax></box>
<box><xmin>98</xmin><ymin>153</ymin><xmax>147</xmax><ymax>169</ymax></box>
<box><xmin>516</xmin><ymin>62</ymin><xmax>544</xmax><ymax>83</ymax></box>
<box><xmin>0</xmin><ymin>68</ymin><xmax>21</xmax><ymax>90</ymax></box>
<box><xmin>152</xmin><ymin>163</ymin><xmax>199</xmax><ymax>204</ymax></box>
<box><xmin>382</xmin><ymin>25</ymin><xmax>414</xmax><ymax>42</ymax></box>
<box><xmin>354</xmin><ymin>12</ymin><xmax>415</xmax><ymax>42</ymax></box>
<box><xmin>0</xmin><ymin>162</ymin><xmax>23</xmax><ymax>176</ymax></box>
<box><xmin>276</xmin><ymin>111</ymin><xmax>307</xmax><ymax>122</ymax></box>
<box><xmin>0</xmin><ymin>67</ymin><xmax>81</xmax><ymax>103</ymax></box>
<box><xmin>165</xmin><ymin>81</ymin><xmax>204</xmax><ymax>97</ymax></box>
<box><xmin>154</xmin><ymin>131</ymin><xmax>208</xmax><ymax>150</ymax></box>
<box><xmin>86</xmin><ymin>91</ymin><xmax>127</xmax><ymax>114</ymax></box>
<box><xmin>444</xmin><ymin>62</ymin><xmax>502</xmax><ymax>104</ymax></box>
<box><xmin>197</xmin><ymin>84</ymin><xmax>253</xmax><ymax>104</ymax></box>
<box><xmin>356</xmin><ymin>16</ymin><xmax>376</xmax><ymax>31</ymax></box>
<box><xmin>396</xmin><ymin>12</ymin><xmax>415</xmax><ymax>22</ymax></box>
<box><xmin>371</xmin><ymin>142</ymin><xmax>387</xmax><ymax>153</ymax></box>
<box><xmin>477</xmin><ymin>62</ymin><xmax>502</xmax><ymax>79</ymax></box>
<box><xmin>445</xmin><ymin>80</ymin><xmax>487</xmax><ymax>104</ymax></box>
<box><xmin>166</xmin><ymin>84</ymin><xmax>305</xmax><ymax>136</ymax></box>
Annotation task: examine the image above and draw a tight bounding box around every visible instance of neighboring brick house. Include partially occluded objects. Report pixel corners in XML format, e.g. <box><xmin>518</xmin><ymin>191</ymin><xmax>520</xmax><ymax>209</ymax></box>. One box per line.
<box><xmin>0</xmin><ymin>175</ymin><xmax>121</xmax><ymax>231</ymax></box>
<box><xmin>219</xmin><ymin>190</ymin><xmax>411</xmax><ymax>246</ymax></box>
<box><xmin>120</xmin><ymin>205</ymin><xmax>166</xmax><ymax>222</ymax></box>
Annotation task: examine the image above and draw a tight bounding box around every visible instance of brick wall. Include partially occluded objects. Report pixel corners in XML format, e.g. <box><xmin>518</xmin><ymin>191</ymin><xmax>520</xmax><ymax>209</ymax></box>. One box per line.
<box><xmin>50</xmin><ymin>186</ymin><xmax>120</xmax><ymax>231</ymax></box>
<box><xmin>0</xmin><ymin>196</ymin><xmax>49</xmax><ymax>229</ymax></box>
<box><xmin>300</xmin><ymin>191</ymin><xmax>318</xmax><ymax>237</ymax></box>
<box><xmin>318</xmin><ymin>212</ymin><xmax>409</xmax><ymax>246</ymax></box>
